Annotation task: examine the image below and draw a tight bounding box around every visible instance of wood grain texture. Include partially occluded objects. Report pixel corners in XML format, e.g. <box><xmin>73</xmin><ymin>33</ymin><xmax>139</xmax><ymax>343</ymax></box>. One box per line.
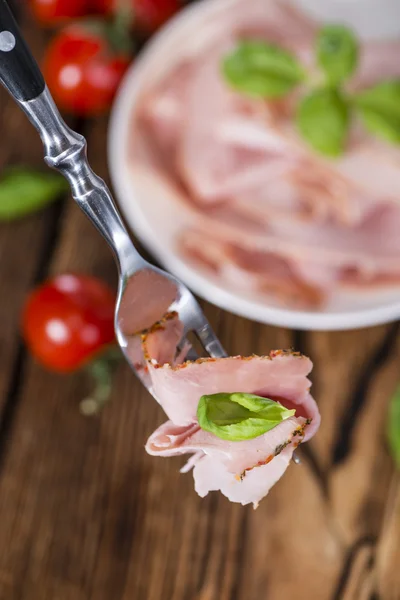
<box><xmin>0</xmin><ymin>4</ymin><xmax>68</xmax><ymax>421</ymax></box>
<box><xmin>376</xmin><ymin>475</ymin><xmax>400</xmax><ymax>600</ymax></box>
<box><xmin>0</xmin><ymin>12</ymin><xmax>399</xmax><ymax>600</ymax></box>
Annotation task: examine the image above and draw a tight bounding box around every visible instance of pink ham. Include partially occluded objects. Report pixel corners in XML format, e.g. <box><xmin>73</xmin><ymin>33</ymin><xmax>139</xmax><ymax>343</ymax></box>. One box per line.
<box><xmin>147</xmin><ymin>415</ymin><xmax>312</xmax><ymax>472</ymax></box>
<box><xmin>142</xmin><ymin>316</ymin><xmax>320</xmax><ymax>506</ymax></box>
<box><xmin>179</xmin><ymin>228</ymin><xmax>325</xmax><ymax>308</ymax></box>
<box><xmin>137</xmin><ymin>14</ymin><xmax>400</xmax><ymax>225</ymax></box>
<box><xmin>192</xmin><ymin>445</ymin><xmax>295</xmax><ymax>506</ymax></box>
<box><xmin>146</xmin><ymin>417</ymin><xmax>309</xmax><ymax>506</ymax></box>
<box><xmin>178</xmin><ymin>42</ymin><xmax>284</xmax><ymax>202</ymax></box>
<box><xmin>177</xmin><ymin>202</ymin><xmax>400</xmax><ymax>304</ymax></box>
<box><xmin>148</xmin><ymin>352</ymin><xmax>319</xmax><ymax>436</ymax></box>
<box><xmin>138</xmin><ymin>62</ymin><xmax>191</xmax><ymax>161</ymax></box>
<box><xmin>352</xmin><ymin>40</ymin><xmax>400</xmax><ymax>89</ymax></box>
<box><xmin>133</xmin><ymin>0</ymin><xmax>400</xmax><ymax>310</ymax></box>
<box><xmin>125</xmin><ymin>312</ymin><xmax>187</xmax><ymax>390</ymax></box>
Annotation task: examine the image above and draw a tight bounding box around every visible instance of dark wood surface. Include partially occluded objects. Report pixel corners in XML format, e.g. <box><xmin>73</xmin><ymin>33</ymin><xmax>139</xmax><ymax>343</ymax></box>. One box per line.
<box><xmin>0</xmin><ymin>7</ymin><xmax>399</xmax><ymax>600</ymax></box>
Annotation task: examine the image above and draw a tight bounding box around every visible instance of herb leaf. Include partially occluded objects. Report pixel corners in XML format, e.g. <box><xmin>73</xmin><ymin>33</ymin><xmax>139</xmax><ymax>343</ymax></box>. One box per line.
<box><xmin>222</xmin><ymin>40</ymin><xmax>304</xmax><ymax>98</ymax></box>
<box><xmin>197</xmin><ymin>392</ymin><xmax>296</xmax><ymax>442</ymax></box>
<box><xmin>317</xmin><ymin>24</ymin><xmax>358</xmax><ymax>85</ymax></box>
<box><xmin>387</xmin><ymin>385</ymin><xmax>400</xmax><ymax>469</ymax></box>
<box><xmin>296</xmin><ymin>88</ymin><xmax>350</xmax><ymax>156</ymax></box>
<box><xmin>0</xmin><ymin>168</ymin><xmax>68</xmax><ymax>221</ymax></box>
<box><xmin>354</xmin><ymin>80</ymin><xmax>400</xmax><ymax>144</ymax></box>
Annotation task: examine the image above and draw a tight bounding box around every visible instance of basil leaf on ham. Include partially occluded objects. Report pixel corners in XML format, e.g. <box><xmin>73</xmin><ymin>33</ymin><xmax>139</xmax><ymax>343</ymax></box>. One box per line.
<box><xmin>296</xmin><ymin>88</ymin><xmax>349</xmax><ymax>157</ymax></box>
<box><xmin>317</xmin><ymin>25</ymin><xmax>358</xmax><ymax>85</ymax></box>
<box><xmin>354</xmin><ymin>80</ymin><xmax>400</xmax><ymax>144</ymax></box>
<box><xmin>387</xmin><ymin>385</ymin><xmax>400</xmax><ymax>469</ymax></box>
<box><xmin>197</xmin><ymin>392</ymin><xmax>296</xmax><ymax>441</ymax></box>
<box><xmin>222</xmin><ymin>40</ymin><xmax>304</xmax><ymax>98</ymax></box>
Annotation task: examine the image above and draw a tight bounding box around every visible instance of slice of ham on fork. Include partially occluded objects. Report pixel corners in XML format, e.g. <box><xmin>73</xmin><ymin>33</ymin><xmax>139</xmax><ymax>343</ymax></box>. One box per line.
<box><xmin>142</xmin><ymin>316</ymin><xmax>320</xmax><ymax>506</ymax></box>
<box><xmin>147</xmin><ymin>417</ymin><xmax>309</xmax><ymax>507</ymax></box>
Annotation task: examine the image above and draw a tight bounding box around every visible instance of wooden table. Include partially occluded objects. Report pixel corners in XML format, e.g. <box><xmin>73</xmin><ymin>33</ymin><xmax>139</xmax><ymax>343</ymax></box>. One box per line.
<box><xmin>0</xmin><ymin>6</ymin><xmax>399</xmax><ymax>600</ymax></box>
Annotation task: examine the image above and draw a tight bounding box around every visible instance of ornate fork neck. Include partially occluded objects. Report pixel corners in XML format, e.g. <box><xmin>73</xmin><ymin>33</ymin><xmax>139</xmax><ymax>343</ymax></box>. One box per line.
<box><xmin>19</xmin><ymin>87</ymin><xmax>145</xmax><ymax>276</ymax></box>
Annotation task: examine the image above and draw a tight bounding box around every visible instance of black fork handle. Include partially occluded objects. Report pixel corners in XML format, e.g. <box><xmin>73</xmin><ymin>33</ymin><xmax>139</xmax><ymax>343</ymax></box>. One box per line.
<box><xmin>0</xmin><ymin>0</ymin><xmax>45</xmax><ymax>102</ymax></box>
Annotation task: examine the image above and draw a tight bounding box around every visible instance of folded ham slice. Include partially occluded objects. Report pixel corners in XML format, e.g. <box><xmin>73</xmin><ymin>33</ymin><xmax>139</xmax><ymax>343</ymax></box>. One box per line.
<box><xmin>147</xmin><ymin>419</ymin><xmax>307</xmax><ymax>506</ymax></box>
<box><xmin>142</xmin><ymin>315</ymin><xmax>320</xmax><ymax>506</ymax></box>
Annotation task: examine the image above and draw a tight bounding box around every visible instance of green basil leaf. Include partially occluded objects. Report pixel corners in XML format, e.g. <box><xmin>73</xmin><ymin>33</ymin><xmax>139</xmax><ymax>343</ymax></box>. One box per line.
<box><xmin>317</xmin><ymin>24</ymin><xmax>358</xmax><ymax>85</ymax></box>
<box><xmin>0</xmin><ymin>168</ymin><xmax>68</xmax><ymax>221</ymax></box>
<box><xmin>222</xmin><ymin>40</ymin><xmax>304</xmax><ymax>98</ymax></box>
<box><xmin>354</xmin><ymin>80</ymin><xmax>400</xmax><ymax>144</ymax></box>
<box><xmin>387</xmin><ymin>385</ymin><xmax>400</xmax><ymax>469</ymax></box>
<box><xmin>197</xmin><ymin>392</ymin><xmax>296</xmax><ymax>441</ymax></box>
<box><xmin>296</xmin><ymin>88</ymin><xmax>350</xmax><ymax>157</ymax></box>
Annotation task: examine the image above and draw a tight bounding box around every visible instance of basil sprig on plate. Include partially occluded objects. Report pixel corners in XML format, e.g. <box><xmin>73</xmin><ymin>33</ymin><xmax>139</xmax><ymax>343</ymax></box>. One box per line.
<box><xmin>222</xmin><ymin>25</ymin><xmax>400</xmax><ymax>157</ymax></box>
<box><xmin>297</xmin><ymin>88</ymin><xmax>349</xmax><ymax>157</ymax></box>
<box><xmin>316</xmin><ymin>25</ymin><xmax>358</xmax><ymax>86</ymax></box>
<box><xmin>222</xmin><ymin>40</ymin><xmax>305</xmax><ymax>98</ymax></box>
<box><xmin>197</xmin><ymin>392</ymin><xmax>295</xmax><ymax>442</ymax></box>
<box><xmin>354</xmin><ymin>81</ymin><xmax>400</xmax><ymax>144</ymax></box>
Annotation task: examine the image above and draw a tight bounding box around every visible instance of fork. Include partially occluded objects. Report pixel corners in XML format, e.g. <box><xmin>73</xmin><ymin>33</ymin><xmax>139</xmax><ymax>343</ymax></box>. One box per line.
<box><xmin>0</xmin><ymin>1</ymin><xmax>300</xmax><ymax>463</ymax></box>
<box><xmin>0</xmin><ymin>0</ymin><xmax>226</xmax><ymax>377</ymax></box>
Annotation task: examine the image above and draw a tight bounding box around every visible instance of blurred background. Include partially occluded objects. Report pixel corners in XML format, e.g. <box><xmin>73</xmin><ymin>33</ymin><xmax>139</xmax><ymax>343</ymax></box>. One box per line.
<box><xmin>0</xmin><ymin>1</ymin><xmax>399</xmax><ymax>599</ymax></box>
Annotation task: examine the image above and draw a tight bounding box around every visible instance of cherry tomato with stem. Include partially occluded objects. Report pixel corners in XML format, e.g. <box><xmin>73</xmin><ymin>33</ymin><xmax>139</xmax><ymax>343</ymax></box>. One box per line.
<box><xmin>22</xmin><ymin>273</ymin><xmax>116</xmax><ymax>372</ymax></box>
<box><xmin>43</xmin><ymin>22</ymin><xmax>132</xmax><ymax>116</ymax></box>
<box><xmin>92</xmin><ymin>0</ymin><xmax>181</xmax><ymax>33</ymax></box>
<box><xmin>30</xmin><ymin>0</ymin><xmax>91</xmax><ymax>26</ymax></box>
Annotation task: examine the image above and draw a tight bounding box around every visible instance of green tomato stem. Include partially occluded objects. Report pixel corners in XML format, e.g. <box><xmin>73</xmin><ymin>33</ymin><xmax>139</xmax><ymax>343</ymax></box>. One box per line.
<box><xmin>108</xmin><ymin>0</ymin><xmax>135</xmax><ymax>54</ymax></box>
<box><xmin>80</xmin><ymin>346</ymin><xmax>122</xmax><ymax>416</ymax></box>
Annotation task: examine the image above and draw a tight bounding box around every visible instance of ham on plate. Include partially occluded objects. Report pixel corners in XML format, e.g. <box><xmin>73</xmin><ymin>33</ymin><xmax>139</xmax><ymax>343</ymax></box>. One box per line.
<box><xmin>178</xmin><ymin>199</ymin><xmax>400</xmax><ymax>308</ymax></box>
<box><xmin>133</xmin><ymin>0</ymin><xmax>400</xmax><ymax>310</ymax></box>
<box><xmin>140</xmin><ymin>313</ymin><xmax>320</xmax><ymax>507</ymax></box>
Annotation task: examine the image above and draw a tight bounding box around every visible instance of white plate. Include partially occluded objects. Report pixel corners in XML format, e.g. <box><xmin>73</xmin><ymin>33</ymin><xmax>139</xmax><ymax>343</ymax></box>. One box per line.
<box><xmin>108</xmin><ymin>0</ymin><xmax>400</xmax><ymax>331</ymax></box>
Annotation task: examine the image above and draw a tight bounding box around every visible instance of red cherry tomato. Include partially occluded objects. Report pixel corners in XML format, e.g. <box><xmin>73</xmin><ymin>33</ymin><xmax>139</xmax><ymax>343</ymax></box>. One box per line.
<box><xmin>30</xmin><ymin>0</ymin><xmax>91</xmax><ymax>26</ymax></box>
<box><xmin>92</xmin><ymin>0</ymin><xmax>180</xmax><ymax>32</ymax></box>
<box><xmin>134</xmin><ymin>0</ymin><xmax>180</xmax><ymax>30</ymax></box>
<box><xmin>43</xmin><ymin>25</ymin><xmax>131</xmax><ymax>116</ymax></box>
<box><xmin>22</xmin><ymin>274</ymin><xmax>115</xmax><ymax>373</ymax></box>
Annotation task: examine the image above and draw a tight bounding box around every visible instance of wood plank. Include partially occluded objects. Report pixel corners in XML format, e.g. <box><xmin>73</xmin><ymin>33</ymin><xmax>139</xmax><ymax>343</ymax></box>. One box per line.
<box><xmin>0</xmin><ymin>96</ymin><xmax>398</xmax><ymax>600</ymax></box>
<box><xmin>329</xmin><ymin>342</ymin><xmax>398</xmax><ymax>544</ymax></box>
<box><xmin>0</xmin><ymin>299</ymin><xmax>307</xmax><ymax>599</ymax></box>
<box><xmin>0</xmin><ymin>6</ymin><xmax>69</xmax><ymax>419</ymax></box>
<box><xmin>0</xmin><ymin>117</ymin><xmax>118</xmax><ymax>599</ymax></box>
<box><xmin>339</xmin><ymin>542</ymin><xmax>375</xmax><ymax>600</ymax></box>
<box><xmin>305</xmin><ymin>326</ymin><xmax>400</xmax><ymax>599</ymax></box>
<box><xmin>306</xmin><ymin>326</ymin><xmax>399</xmax><ymax>548</ymax></box>
<box><xmin>375</xmin><ymin>474</ymin><xmax>400</xmax><ymax>600</ymax></box>
<box><xmin>0</xmin><ymin>115</ymin><xmax>336</xmax><ymax>600</ymax></box>
<box><xmin>305</xmin><ymin>326</ymin><xmax>394</xmax><ymax>469</ymax></box>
